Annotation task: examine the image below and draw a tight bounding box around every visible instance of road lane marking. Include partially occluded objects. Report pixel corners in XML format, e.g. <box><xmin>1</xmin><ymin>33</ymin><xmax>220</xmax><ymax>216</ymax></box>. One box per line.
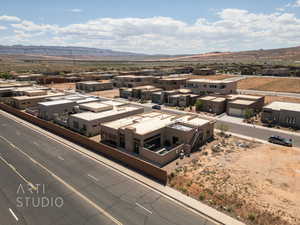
<box><xmin>0</xmin><ymin>155</ymin><xmax>37</xmax><ymax>191</ymax></box>
<box><xmin>57</xmin><ymin>156</ymin><xmax>64</xmax><ymax>161</ymax></box>
<box><xmin>9</xmin><ymin>208</ymin><xmax>18</xmax><ymax>221</ymax></box>
<box><xmin>0</xmin><ymin>111</ymin><xmax>221</xmax><ymax>225</ymax></box>
<box><xmin>135</xmin><ymin>203</ymin><xmax>152</xmax><ymax>215</ymax></box>
<box><xmin>0</xmin><ymin>135</ymin><xmax>122</xmax><ymax>225</ymax></box>
<box><xmin>87</xmin><ymin>174</ymin><xmax>99</xmax><ymax>181</ymax></box>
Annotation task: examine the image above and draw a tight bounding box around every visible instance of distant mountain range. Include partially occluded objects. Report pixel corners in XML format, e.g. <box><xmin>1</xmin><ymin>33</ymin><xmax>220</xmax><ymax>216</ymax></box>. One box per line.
<box><xmin>160</xmin><ymin>46</ymin><xmax>300</xmax><ymax>63</ymax></box>
<box><xmin>1</xmin><ymin>45</ymin><xmax>300</xmax><ymax>63</ymax></box>
<box><xmin>0</xmin><ymin>45</ymin><xmax>146</xmax><ymax>57</ymax></box>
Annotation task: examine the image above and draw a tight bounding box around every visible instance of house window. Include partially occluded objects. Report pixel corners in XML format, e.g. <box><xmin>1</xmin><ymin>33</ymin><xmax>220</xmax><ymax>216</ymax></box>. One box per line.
<box><xmin>172</xmin><ymin>136</ymin><xmax>179</xmax><ymax>144</ymax></box>
<box><xmin>73</xmin><ymin>121</ymin><xmax>79</xmax><ymax>129</ymax></box>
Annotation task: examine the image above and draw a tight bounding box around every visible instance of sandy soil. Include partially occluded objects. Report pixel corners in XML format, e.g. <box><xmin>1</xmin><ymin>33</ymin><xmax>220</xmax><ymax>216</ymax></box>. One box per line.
<box><xmin>186</xmin><ymin>74</ymin><xmax>236</xmax><ymax>80</ymax></box>
<box><xmin>88</xmin><ymin>88</ymin><xmax>119</xmax><ymax>98</ymax></box>
<box><xmin>168</xmin><ymin>134</ymin><xmax>300</xmax><ymax>225</ymax></box>
<box><xmin>46</xmin><ymin>82</ymin><xmax>75</xmax><ymax>91</ymax></box>
<box><xmin>238</xmin><ymin>77</ymin><xmax>300</xmax><ymax>93</ymax></box>
<box><xmin>265</xmin><ymin>95</ymin><xmax>300</xmax><ymax>104</ymax></box>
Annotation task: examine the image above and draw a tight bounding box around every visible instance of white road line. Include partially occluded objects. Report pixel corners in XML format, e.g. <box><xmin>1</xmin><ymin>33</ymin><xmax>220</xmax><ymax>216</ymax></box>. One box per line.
<box><xmin>57</xmin><ymin>156</ymin><xmax>64</xmax><ymax>161</ymax></box>
<box><xmin>135</xmin><ymin>203</ymin><xmax>152</xmax><ymax>215</ymax></box>
<box><xmin>87</xmin><ymin>174</ymin><xmax>99</xmax><ymax>181</ymax></box>
<box><xmin>0</xmin><ymin>154</ymin><xmax>37</xmax><ymax>191</ymax></box>
<box><xmin>9</xmin><ymin>208</ymin><xmax>18</xmax><ymax>221</ymax></box>
<box><xmin>0</xmin><ymin>135</ymin><xmax>122</xmax><ymax>225</ymax></box>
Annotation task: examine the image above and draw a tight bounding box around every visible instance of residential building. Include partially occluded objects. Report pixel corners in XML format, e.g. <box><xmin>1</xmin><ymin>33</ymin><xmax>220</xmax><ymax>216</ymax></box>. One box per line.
<box><xmin>68</xmin><ymin>105</ymin><xmax>143</xmax><ymax>136</ymax></box>
<box><xmin>76</xmin><ymin>81</ymin><xmax>113</xmax><ymax>92</ymax></box>
<box><xmin>100</xmin><ymin>112</ymin><xmax>214</xmax><ymax>166</ymax></box>
<box><xmin>155</xmin><ymin>77</ymin><xmax>188</xmax><ymax>90</ymax></box>
<box><xmin>151</xmin><ymin>89</ymin><xmax>195</xmax><ymax>107</ymax></box>
<box><xmin>262</xmin><ymin>68</ymin><xmax>290</xmax><ymax>77</ymax></box>
<box><xmin>113</xmin><ymin>75</ymin><xmax>156</xmax><ymax>88</ymax></box>
<box><xmin>38</xmin><ymin>99</ymin><xmax>77</xmax><ymax>120</ymax></box>
<box><xmin>261</xmin><ymin>101</ymin><xmax>300</xmax><ymax>129</ymax></box>
<box><xmin>226</xmin><ymin>94</ymin><xmax>265</xmax><ymax>117</ymax></box>
<box><xmin>120</xmin><ymin>85</ymin><xmax>162</xmax><ymax>100</ymax></box>
<box><xmin>186</xmin><ymin>79</ymin><xmax>237</xmax><ymax>95</ymax></box>
<box><xmin>10</xmin><ymin>92</ymin><xmax>65</xmax><ymax>109</ymax></box>
<box><xmin>192</xmin><ymin>68</ymin><xmax>216</xmax><ymax>75</ymax></box>
<box><xmin>16</xmin><ymin>74</ymin><xmax>43</xmax><ymax>81</ymax></box>
<box><xmin>168</xmin><ymin>94</ymin><xmax>199</xmax><ymax>107</ymax></box>
<box><xmin>198</xmin><ymin>96</ymin><xmax>226</xmax><ymax>115</ymax></box>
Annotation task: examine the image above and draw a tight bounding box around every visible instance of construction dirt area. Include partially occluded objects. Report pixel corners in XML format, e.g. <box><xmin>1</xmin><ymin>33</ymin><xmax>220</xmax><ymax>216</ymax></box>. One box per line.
<box><xmin>187</xmin><ymin>74</ymin><xmax>236</xmax><ymax>80</ymax></box>
<box><xmin>46</xmin><ymin>82</ymin><xmax>75</xmax><ymax>91</ymax></box>
<box><xmin>167</xmin><ymin>133</ymin><xmax>300</xmax><ymax>225</ymax></box>
<box><xmin>238</xmin><ymin>77</ymin><xmax>300</xmax><ymax>93</ymax></box>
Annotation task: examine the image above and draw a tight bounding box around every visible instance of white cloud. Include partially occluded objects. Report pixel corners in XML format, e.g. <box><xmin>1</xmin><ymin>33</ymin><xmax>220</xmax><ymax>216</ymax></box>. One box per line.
<box><xmin>0</xmin><ymin>25</ymin><xmax>6</xmax><ymax>30</ymax></box>
<box><xmin>69</xmin><ymin>9</ymin><xmax>82</xmax><ymax>13</ymax></box>
<box><xmin>0</xmin><ymin>15</ymin><xmax>21</xmax><ymax>22</ymax></box>
<box><xmin>4</xmin><ymin>9</ymin><xmax>300</xmax><ymax>54</ymax></box>
<box><xmin>286</xmin><ymin>0</ymin><xmax>300</xmax><ymax>7</ymax></box>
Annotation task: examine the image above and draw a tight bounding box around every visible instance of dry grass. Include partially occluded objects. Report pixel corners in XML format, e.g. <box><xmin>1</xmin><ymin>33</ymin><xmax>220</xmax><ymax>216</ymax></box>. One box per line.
<box><xmin>186</xmin><ymin>74</ymin><xmax>236</xmax><ymax>80</ymax></box>
<box><xmin>168</xmin><ymin>135</ymin><xmax>300</xmax><ymax>225</ymax></box>
<box><xmin>238</xmin><ymin>77</ymin><xmax>300</xmax><ymax>93</ymax></box>
<box><xmin>264</xmin><ymin>95</ymin><xmax>300</xmax><ymax>104</ymax></box>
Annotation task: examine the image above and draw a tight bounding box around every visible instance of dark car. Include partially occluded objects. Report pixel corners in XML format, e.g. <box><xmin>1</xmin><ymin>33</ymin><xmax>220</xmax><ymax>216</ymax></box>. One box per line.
<box><xmin>268</xmin><ymin>136</ymin><xmax>292</xmax><ymax>147</ymax></box>
<box><xmin>152</xmin><ymin>105</ymin><xmax>161</xmax><ymax>110</ymax></box>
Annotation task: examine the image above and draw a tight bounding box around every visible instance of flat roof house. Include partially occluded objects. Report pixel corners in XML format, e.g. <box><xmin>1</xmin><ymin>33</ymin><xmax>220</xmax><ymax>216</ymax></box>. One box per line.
<box><xmin>186</xmin><ymin>79</ymin><xmax>237</xmax><ymax>95</ymax></box>
<box><xmin>192</xmin><ymin>68</ymin><xmax>216</xmax><ymax>75</ymax></box>
<box><xmin>155</xmin><ymin>77</ymin><xmax>188</xmax><ymax>90</ymax></box>
<box><xmin>68</xmin><ymin>105</ymin><xmax>144</xmax><ymax>137</ymax></box>
<box><xmin>113</xmin><ymin>75</ymin><xmax>156</xmax><ymax>88</ymax></box>
<box><xmin>38</xmin><ymin>99</ymin><xmax>77</xmax><ymax>120</ymax></box>
<box><xmin>76</xmin><ymin>81</ymin><xmax>113</xmax><ymax>92</ymax></box>
<box><xmin>10</xmin><ymin>92</ymin><xmax>65</xmax><ymax>109</ymax></box>
<box><xmin>261</xmin><ymin>101</ymin><xmax>300</xmax><ymax>129</ymax></box>
<box><xmin>198</xmin><ymin>96</ymin><xmax>227</xmax><ymax>115</ymax></box>
<box><xmin>101</xmin><ymin>112</ymin><xmax>214</xmax><ymax>166</ymax></box>
<box><xmin>226</xmin><ymin>94</ymin><xmax>265</xmax><ymax>117</ymax></box>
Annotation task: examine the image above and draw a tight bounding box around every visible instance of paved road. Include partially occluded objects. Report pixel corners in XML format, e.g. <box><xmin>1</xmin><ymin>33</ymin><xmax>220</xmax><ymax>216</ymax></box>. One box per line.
<box><xmin>0</xmin><ymin>138</ymin><xmax>114</xmax><ymax>225</ymax></box>
<box><xmin>0</xmin><ymin>113</ymin><xmax>216</xmax><ymax>225</ymax></box>
<box><xmin>216</xmin><ymin>119</ymin><xmax>300</xmax><ymax>147</ymax></box>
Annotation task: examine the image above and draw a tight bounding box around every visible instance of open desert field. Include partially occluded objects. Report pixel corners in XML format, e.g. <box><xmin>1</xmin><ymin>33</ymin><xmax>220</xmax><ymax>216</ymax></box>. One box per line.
<box><xmin>265</xmin><ymin>95</ymin><xmax>300</xmax><ymax>104</ymax></box>
<box><xmin>238</xmin><ymin>77</ymin><xmax>300</xmax><ymax>93</ymax></box>
<box><xmin>187</xmin><ymin>74</ymin><xmax>236</xmax><ymax>80</ymax></box>
<box><xmin>46</xmin><ymin>82</ymin><xmax>76</xmax><ymax>91</ymax></box>
<box><xmin>168</xmin><ymin>134</ymin><xmax>300</xmax><ymax>225</ymax></box>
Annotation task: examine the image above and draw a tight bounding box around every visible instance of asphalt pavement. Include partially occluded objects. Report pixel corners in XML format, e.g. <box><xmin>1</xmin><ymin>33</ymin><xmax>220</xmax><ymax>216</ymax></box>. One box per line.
<box><xmin>0</xmin><ymin>113</ymin><xmax>216</xmax><ymax>225</ymax></box>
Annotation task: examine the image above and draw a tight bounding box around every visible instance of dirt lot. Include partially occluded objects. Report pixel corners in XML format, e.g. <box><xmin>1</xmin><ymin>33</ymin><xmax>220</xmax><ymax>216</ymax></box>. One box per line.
<box><xmin>88</xmin><ymin>88</ymin><xmax>119</xmax><ymax>98</ymax></box>
<box><xmin>45</xmin><ymin>82</ymin><xmax>75</xmax><ymax>91</ymax></box>
<box><xmin>186</xmin><ymin>74</ymin><xmax>236</xmax><ymax>80</ymax></box>
<box><xmin>167</xmin><ymin>134</ymin><xmax>300</xmax><ymax>225</ymax></box>
<box><xmin>238</xmin><ymin>77</ymin><xmax>300</xmax><ymax>93</ymax></box>
<box><xmin>265</xmin><ymin>95</ymin><xmax>300</xmax><ymax>104</ymax></box>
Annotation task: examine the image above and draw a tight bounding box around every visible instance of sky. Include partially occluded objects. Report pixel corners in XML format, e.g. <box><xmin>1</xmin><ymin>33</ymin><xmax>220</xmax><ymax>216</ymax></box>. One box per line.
<box><xmin>0</xmin><ymin>0</ymin><xmax>300</xmax><ymax>54</ymax></box>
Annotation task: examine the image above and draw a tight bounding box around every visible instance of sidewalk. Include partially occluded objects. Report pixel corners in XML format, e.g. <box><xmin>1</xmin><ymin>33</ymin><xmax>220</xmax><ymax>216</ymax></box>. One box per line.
<box><xmin>0</xmin><ymin>109</ymin><xmax>245</xmax><ymax>225</ymax></box>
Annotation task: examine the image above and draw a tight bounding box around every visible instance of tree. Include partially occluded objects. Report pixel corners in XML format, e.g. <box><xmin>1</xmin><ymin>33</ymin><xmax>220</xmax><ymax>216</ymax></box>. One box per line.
<box><xmin>195</xmin><ymin>99</ymin><xmax>204</xmax><ymax>112</ymax></box>
<box><xmin>244</xmin><ymin>108</ymin><xmax>254</xmax><ymax>119</ymax></box>
<box><xmin>0</xmin><ymin>72</ymin><xmax>12</xmax><ymax>80</ymax></box>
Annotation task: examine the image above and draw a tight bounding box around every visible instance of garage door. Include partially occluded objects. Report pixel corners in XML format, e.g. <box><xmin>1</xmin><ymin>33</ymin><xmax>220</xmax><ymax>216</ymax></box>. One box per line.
<box><xmin>228</xmin><ymin>107</ymin><xmax>244</xmax><ymax>117</ymax></box>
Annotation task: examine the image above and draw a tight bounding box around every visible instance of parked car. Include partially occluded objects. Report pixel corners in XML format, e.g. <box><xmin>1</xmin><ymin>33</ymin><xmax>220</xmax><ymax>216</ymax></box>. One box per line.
<box><xmin>268</xmin><ymin>136</ymin><xmax>292</xmax><ymax>147</ymax></box>
<box><xmin>152</xmin><ymin>105</ymin><xmax>161</xmax><ymax>110</ymax></box>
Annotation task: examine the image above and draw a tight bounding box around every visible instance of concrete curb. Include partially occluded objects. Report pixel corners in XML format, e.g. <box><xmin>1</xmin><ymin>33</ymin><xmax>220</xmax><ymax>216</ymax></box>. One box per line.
<box><xmin>1</xmin><ymin>109</ymin><xmax>245</xmax><ymax>225</ymax></box>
